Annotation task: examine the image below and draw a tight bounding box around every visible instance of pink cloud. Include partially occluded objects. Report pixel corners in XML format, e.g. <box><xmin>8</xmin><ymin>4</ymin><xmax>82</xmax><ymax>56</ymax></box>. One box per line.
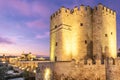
<box><xmin>26</xmin><ymin>19</ymin><xmax>48</xmax><ymax>29</ymax></box>
<box><xmin>9</xmin><ymin>0</ymin><xmax>31</xmax><ymax>16</ymax></box>
<box><xmin>32</xmin><ymin>2</ymin><xmax>50</xmax><ymax>17</ymax></box>
<box><xmin>0</xmin><ymin>0</ymin><xmax>50</xmax><ymax>17</ymax></box>
<box><xmin>0</xmin><ymin>0</ymin><xmax>4</xmax><ymax>7</ymax></box>
<box><xmin>36</xmin><ymin>32</ymin><xmax>49</xmax><ymax>39</ymax></box>
<box><xmin>0</xmin><ymin>36</ymin><xmax>14</xmax><ymax>44</ymax></box>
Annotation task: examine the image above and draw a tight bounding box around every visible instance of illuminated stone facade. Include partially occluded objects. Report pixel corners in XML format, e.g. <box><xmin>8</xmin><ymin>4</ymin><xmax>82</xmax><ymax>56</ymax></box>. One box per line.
<box><xmin>36</xmin><ymin>59</ymin><xmax>120</xmax><ymax>80</ymax></box>
<box><xmin>20</xmin><ymin>52</ymin><xmax>36</xmax><ymax>61</ymax></box>
<box><xmin>50</xmin><ymin>3</ymin><xmax>117</xmax><ymax>61</ymax></box>
<box><xmin>36</xmin><ymin>4</ymin><xmax>118</xmax><ymax>80</ymax></box>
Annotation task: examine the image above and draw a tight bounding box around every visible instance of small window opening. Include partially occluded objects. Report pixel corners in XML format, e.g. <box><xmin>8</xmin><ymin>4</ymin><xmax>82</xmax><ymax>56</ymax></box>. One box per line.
<box><xmin>105</xmin><ymin>34</ymin><xmax>107</xmax><ymax>37</ymax></box>
<box><xmin>85</xmin><ymin>40</ymin><xmax>87</xmax><ymax>44</ymax></box>
<box><xmin>80</xmin><ymin>23</ymin><xmax>83</xmax><ymax>26</ymax></box>
<box><xmin>55</xmin><ymin>56</ymin><xmax>57</xmax><ymax>61</ymax></box>
<box><xmin>111</xmin><ymin>32</ymin><xmax>113</xmax><ymax>35</ymax></box>
<box><xmin>56</xmin><ymin>42</ymin><xmax>58</xmax><ymax>46</ymax></box>
<box><xmin>55</xmin><ymin>25</ymin><xmax>57</xmax><ymax>28</ymax></box>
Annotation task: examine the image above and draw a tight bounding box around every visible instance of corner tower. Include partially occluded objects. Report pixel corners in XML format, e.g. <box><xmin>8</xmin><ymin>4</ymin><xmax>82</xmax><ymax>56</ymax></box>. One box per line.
<box><xmin>71</xmin><ymin>5</ymin><xmax>93</xmax><ymax>60</ymax></box>
<box><xmin>50</xmin><ymin>7</ymin><xmax>72</xmax><ymax>61</ymax></box>
<box><xmin>93</xmin><ymin>4</ymin><xmax>117</xmax><ymax>59</ymax></box>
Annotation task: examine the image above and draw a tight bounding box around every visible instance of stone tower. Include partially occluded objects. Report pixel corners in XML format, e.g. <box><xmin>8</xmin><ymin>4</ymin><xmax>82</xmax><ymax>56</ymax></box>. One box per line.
<box><xmin>93</xmin><ymin>4</ymin><xmax>117</xmax><ymax>59</ymax></box>
<box><xmin>50</xmin><ymin>3</ymin><xmax>117</xmax><ymax>62</ymax></box>
<box><xmin>50</xmin><ymin>7</ymin><xmax>72</xmax><ymax>61</ymax></box>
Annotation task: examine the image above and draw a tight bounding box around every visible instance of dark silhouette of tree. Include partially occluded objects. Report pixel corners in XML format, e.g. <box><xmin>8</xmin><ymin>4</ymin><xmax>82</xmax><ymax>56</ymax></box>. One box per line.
<box><xmin>0</xmin><ymin>67</ymin><xmax>8</xmax><ymax>80</ymax></box>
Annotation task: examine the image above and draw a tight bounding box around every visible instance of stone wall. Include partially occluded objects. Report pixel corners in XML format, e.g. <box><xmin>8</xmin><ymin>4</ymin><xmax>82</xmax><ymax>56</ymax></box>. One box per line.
<box><xmin>36</xmin><ymin>62</ymin><xmax>54</xmax><ymax>80</ymax></box>
<box><xmin>53</xmin><ymin>60</ymin><xmax>106</xmax><ymax>80</ymax></box>
<box><xmin>44</xmin><ymin>3</ymin><xmax>118</xmax><ymax>80</ymax></box>
<box><xmin>36</xmin><ymin>58</ymin><xmax>120</xmax><ymax>80</ymax></box>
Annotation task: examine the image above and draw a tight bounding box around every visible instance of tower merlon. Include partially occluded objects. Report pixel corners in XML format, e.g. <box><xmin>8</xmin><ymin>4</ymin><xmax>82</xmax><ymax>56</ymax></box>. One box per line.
<box><xmin>73</xmin><ymin>6</ymin><xmax>79</xmax><ymax>12</ymax></box>
<box><xmin>102</xmin><ymin>6</ymin><xmax>116</xmax><ymax>15</ymax></box>
<box><xmin>86</xmin><ymin>6</ymin><xmax>92</xmax><ymax>11</ymax></box>
<box><xmin>80</xmin><ymin>5</ymin><xmax>86</xmax><ymax>11</ymax></box>
<box><xmin>97</xmin><ymin>3</ymin><xmax>104</xmax><ymax>9</ymax></box>
<box><xmin>60</xmin><ymin>6</ymin><xmax>70</xmax><ymax>13</ymax></box>
<box><xmin>71</xmin><ymin>5</ymin><xmax>92</xmax><ymax>14</ymax></box>
<box><xmin>50</xmin><ymin>6</ymin><xmax>70</xmax><ymax>20</ymax></box>
<box><xmin>113</xmin><ymin>11</ymin><xmax>116</xmax><ymax>16</ymax></box>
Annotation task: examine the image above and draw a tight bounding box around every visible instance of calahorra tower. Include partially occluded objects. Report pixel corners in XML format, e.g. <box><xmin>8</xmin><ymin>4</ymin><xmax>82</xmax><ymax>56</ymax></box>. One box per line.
<box><xmin>50</xmin><ymin>3</ymin><xmax>117</xmax><ymax>62</ymax></box>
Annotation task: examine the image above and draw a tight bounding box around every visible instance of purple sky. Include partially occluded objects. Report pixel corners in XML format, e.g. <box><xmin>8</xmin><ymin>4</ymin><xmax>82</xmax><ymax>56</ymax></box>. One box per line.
<box><xmin>0</xmin><ymin>0</ymin><xmax>119</xmax><ymax>56</ymax></box>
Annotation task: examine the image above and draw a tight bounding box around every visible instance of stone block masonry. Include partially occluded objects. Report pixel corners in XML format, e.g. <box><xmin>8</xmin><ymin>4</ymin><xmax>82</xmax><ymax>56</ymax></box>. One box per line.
<box><xmin>50</xmin><ymin>3</ymin><xmax>116</xmax><ymax>62</ymax></box>
<box><xmin>36</xmin><ymin>3</ymin><xmax>117</xmax><ymax>80</ymax></box>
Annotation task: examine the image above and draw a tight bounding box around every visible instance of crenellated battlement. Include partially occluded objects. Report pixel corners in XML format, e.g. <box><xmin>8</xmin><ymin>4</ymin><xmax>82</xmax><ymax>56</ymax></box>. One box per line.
<box><xmin>50</xmin><ymin>3</ymin><xmax>116</xmax><ymax>63</ymax></box>
<box><xmin>51</xmin><ymin>5</ymin><xmax>93</xmax><ymax>20</ymax></box>
<box><xmin>50</xmin><ymin>6</ymin><xmax>70</xmax><ymax>20</ymax></box>
<box><xmin>93</xmin><ymin>4</ymin><xmax>116</xmax><ymax>16</ymax></box>
<box><xmin>51</xmin><ymin>3</ymin><xmax>116</xmax><ymax>21</ymax></box>
<box><xmin>102</xmin><ymin>7</ymin><xmax>116</xmax><ymax>15</ymax></box>
<box><xmin>72</xmin><ymin>5</ymin><xmax>92</xmax><ymax>14</ymax></box>
<box><xmin>71</xmin><ymin>58</ymin><xmax>120</xmax><ymax>66</ymax></box>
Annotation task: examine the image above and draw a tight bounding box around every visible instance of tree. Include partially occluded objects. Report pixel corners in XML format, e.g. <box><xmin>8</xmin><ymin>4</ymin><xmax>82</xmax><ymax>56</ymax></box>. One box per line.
<box><xmin>0</xmin><ymin>67</ymin><xmax>8</xmax><ymax>80</ymax></box>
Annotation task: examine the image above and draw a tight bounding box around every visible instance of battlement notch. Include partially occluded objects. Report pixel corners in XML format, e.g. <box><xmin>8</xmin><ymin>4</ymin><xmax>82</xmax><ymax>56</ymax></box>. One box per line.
<box><xmin>50</xmin><ymin>6</ymin><xmax>70</xmax><ymax>20</ymax></box>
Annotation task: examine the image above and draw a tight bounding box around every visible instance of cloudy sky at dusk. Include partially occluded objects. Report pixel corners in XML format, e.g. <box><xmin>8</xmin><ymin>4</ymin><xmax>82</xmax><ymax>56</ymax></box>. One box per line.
<box><xmin>0</xmin><ymin>0</ymin><xmax>120</xmax><ymax>56</ymax></box>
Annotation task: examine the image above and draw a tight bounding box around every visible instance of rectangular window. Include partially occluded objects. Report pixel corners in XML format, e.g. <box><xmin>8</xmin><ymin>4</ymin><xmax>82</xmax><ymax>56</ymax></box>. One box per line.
<box><xmin>105</xmin><ymin>34</ymin><xmax>107</xmax><ymax>37</ymax></box>
<box><xmin>55</xmin><ymin>25</ymin><xmax>57</xmax><ymax>28</ymax></box>
<box><xmin>85</xmin><ymin>40</ymin><xmax>87</xmax><ymax>44</ymax></box>
<box><xmin>111</xmin><ymin>32</ymin><xmax>113</xmax><ymax>35</ymax></box>
<box><xmin>80</xmin><ymin>23</ymin><xmax>83</xmax><ymax>26</ymax></box>
<box><xmin>56</xmin><ymin>42</ymin><xmax>58</xmax><ymax>46</ymax></box>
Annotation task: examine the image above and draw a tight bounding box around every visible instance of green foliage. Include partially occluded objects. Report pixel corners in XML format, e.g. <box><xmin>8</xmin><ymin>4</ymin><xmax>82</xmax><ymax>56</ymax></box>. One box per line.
<box><xmin>22</xmin><ymin>70</ymin><xmax>29</xmax><ymax>78</ymax></box>
<box><xmin>0</xmin><ymin>67</ymin><xmax>8</xmax><ymax>80</ymax></box>
<box><xmin>21</xmin><ymin>70</ymin><xmax>35</xmax><ymax>80</ymax></box>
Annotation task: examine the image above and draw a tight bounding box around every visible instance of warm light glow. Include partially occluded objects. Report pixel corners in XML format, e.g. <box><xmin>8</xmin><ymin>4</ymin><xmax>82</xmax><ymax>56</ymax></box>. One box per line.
<box><xmin>19</xmin><ymin>67</ymin><xmax>21</xmax><ymax>69</ymax></box>
<box><xmin>50</xmin><ymin>34</ymin><xmax>55</xmax><ymax>61</ymax></box>
<box><xmin>63</xmin><ymin>32</ymin><xmax>71</xmax><ymax>55</ymax></box>
<box><xmin>50</xmin><ymin>52</ymin><xmax>54</xmax><ymax>62</ymax></box>
<box><xmin>109</xmin><ymin>38</ymin><xmax>117</xmax><ymax>58</ymax></box>
<box><xmin>44</xmin><ymin>68</ymin><xmax>51</xmax><ymax>80</ymax></box>
<box><xmin>39</xmin><ymin>57</ymin><xmax>45</xmax><ymax>60</ymax></box>
<box><xmin>2</xmin><ymin>61</ymin><xmax>6</xmax><ymax>63</ymax></box>
<box><xmin>33</xmin><ymin>70</ymin><xmax>36</xmax><ymax>73</ymax></box>
<box><xmin>22</xmin><ymin>68</ymin><xmax>25</xmax><ymax>70</ymax></box>
<box><xmin>27</xmin><ymin>68</ymin><xmax>29</xmax><ymax>71</ymax></box>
